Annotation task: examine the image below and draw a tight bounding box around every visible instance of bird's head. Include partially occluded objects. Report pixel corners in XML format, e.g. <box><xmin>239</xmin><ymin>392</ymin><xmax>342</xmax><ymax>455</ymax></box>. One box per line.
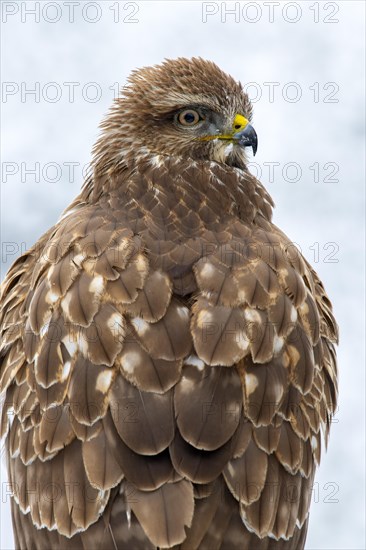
<box><xmin>93</xmin><ymin>58</ymin><xmax>256</xmax><ymax>172</ymax></box>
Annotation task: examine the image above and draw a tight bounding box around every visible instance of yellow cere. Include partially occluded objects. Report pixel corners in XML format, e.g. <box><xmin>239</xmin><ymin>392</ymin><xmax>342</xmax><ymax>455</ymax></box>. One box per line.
<box><xmin>200</xmin><ymin>113</ymin><xmax>249</xmax><ymax>141</ymax></box>
<box><xmin>232</xmin><ymin>114</ymin><xmax>249</xmax><ymax>133</ymax></box>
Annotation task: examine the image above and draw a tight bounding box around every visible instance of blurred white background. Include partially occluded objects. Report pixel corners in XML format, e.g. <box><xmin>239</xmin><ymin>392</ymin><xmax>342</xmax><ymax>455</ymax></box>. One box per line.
<box><xmin>1</xmin><ymin>1</ymin><xmax>365</xmax><ymax>548</ymax></box>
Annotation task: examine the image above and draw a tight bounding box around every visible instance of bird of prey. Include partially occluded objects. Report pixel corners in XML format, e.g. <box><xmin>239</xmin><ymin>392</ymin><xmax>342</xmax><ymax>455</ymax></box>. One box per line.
<box><xmin>0</xmin><ymin>58</ymin><xmax>338</xmax><ymax>549</ymax></box>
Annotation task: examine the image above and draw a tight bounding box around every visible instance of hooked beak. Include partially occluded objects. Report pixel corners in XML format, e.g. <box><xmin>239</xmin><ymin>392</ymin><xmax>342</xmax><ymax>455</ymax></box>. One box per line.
<box><xmin>233</xmin><ymin>123</ymin><xmax>258</xmax><ymax>156</ymax></box>
<box><xmin>199</xmin><ymin>114</ymin><xmax>258</xmax><ymax>156</ymax></box>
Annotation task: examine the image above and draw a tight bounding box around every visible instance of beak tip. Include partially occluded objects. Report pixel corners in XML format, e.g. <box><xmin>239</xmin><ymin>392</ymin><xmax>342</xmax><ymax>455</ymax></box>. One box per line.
<box><xmin>233</xmin><ymin>123</ymin><xmax>258</xmax><ymax>156</ymax></box>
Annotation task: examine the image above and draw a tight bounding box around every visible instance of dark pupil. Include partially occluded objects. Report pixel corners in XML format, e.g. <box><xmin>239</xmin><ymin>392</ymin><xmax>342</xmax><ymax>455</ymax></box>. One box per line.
<box><xmin>184</xmin><ymin>112</ymin><xmax>196</xmax><ymax>123</ymax></box>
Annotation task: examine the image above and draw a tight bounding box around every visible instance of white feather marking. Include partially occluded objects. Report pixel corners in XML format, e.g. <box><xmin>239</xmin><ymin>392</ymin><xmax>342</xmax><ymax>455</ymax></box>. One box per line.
<box><xmin>244</xmin><ymin>309</ymin><xmax>261</xmax><ymax>323</ymax></box>
<box><xmin>199</xmin><ymin>262</ymin><xmax>216</xmax><ymax>280</ymax></box>
<box><xmin>135</xmin><ymin>254</ymin><xmax>148</xmax><ymax>273</ymax></box>
<box><xmin>122</xmin><ymin>350</ymin><xmax>141</xmax><ymax>374</ymax></box>
<box><xmin>176</xmin><ymin>305</ymin><xmax>189</xmax><ymax>320</ymax></box>
<box><xmin>131</xmin><ymin>317</ymin><xmax>149</xmax><ymax>335</ymax></box>
<box><xmin>273</xmin><ymin>335</ymin><xmax>284</xmax><ymax>354</ymax></box>
<box><xmin>39</xmin><ymin>319</ymin><xmax>51</xmax><ymax>338</ymax></box>
<box><xmin>245</xmin><ymin>373</ymin><xmax>259</xmax><ymax>395</ymax></box>
<box><xmin>96</xmin><ymin>370</ymin><xmax>113</xmax><ymax>393</ymax></box>
<box><xmin>58</xmin><ymin>207</ymin><xmax>78</xmax><ymax>222</ymax></box>
<box><xmin>107</xmin><ymin>312</ymin><xmax>125</xmax><ymax>334</ymax></box>
<box><xmin>290</xmin><ymin>306</ymin><xmax>298</xmax><ymax>323</ymax></box>
<box><xmin>311</xmin><ymin>435</ymin><xmax>318</xmax><ymax>451</ymax></box>
<box><xmin>60</xmin><ymin>360</ymin><xmax>71</xmax><ymax>382</ymax></box>
<box><xmin>238</xmin><ymin>335</ymin><xmax>250</xmax><ymax>352</ymax></box>
<box><xmin>184</xmin><ymin>354</ymin><xmax>205</xmax><ymax>370</ymax></box>
<box><xmin>196</xmin><ymin>309</ymin><xmax>214</xmax><ymax>329</ymax></box>
<box><xmin>126</xmin><ymin>505</ymin><xmax>131</xmax><ymax>528</ymax></box>
<box><xmin>89</xmin><ymin>275</ymin><xmax>105</xmax><ymax>294</ymax></box>
<box><xmin>62</xmin><ymin>337</ymin><xmax>78</xmax><ymax>357</ymax></box>
<box><xmin>46</xmin><ymin>289</ymin><xmax>59</xmax><ymax>304</ymax></box>
<box><xmin>149</xmin><ymin>154</ymin><xmax>164</xmax><ymax>168</ymax></box>
<box><xmin>76</xmin><ymin>332</ymin><xmax>89</xmax><ymax>357</ymax></box>
<box><xmin>61</xmin><ymin>292</ymin><xmax>72</xmax><ymax>318</ymax></box>
<box><xmin>71</xmin><ymin>253</ymin><xmax>84</xmax><ymax>267</ymax></box>
<box><xmin>224</xmin><ymin>143</ymin><xmax>234</xmax><ymax>155</ymax></box>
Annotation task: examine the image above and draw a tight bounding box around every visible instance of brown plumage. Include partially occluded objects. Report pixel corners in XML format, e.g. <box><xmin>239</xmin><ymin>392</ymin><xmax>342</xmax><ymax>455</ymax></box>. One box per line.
<box><xmin>0</xmin><ymin>57</ymin><xmax>338</xmax><ymax>549</ymax></box>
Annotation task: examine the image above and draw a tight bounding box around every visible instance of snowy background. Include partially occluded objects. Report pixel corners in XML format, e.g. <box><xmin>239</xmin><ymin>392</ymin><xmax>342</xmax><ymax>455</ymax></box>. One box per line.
<box><xmin>1</xmin><ymin>1</ymin><xmax>365</xmax><ymax>548</ymax></box>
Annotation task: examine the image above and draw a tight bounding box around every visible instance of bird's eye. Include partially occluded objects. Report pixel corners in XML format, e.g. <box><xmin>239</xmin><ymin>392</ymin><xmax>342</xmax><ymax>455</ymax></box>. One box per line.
<box><xmin>177</xmin><ymin>109</ymin><xmax>202</xmax><ymax>126</ymax></box>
